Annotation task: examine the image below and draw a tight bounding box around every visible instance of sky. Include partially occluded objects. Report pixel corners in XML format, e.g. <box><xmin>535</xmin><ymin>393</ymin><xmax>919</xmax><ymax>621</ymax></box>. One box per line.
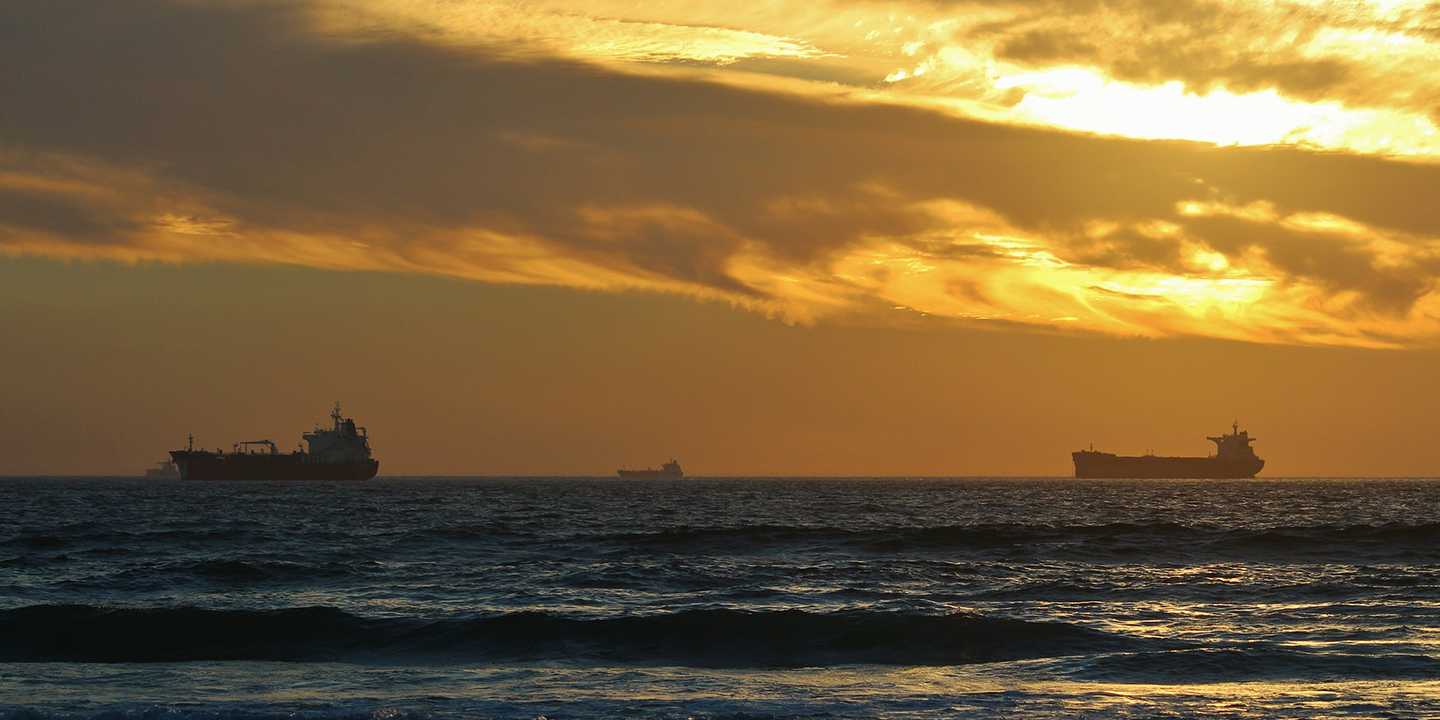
<box><xmin>4</xmin><ymin>0</ymin><xmax>1440</xmax><ymax>475</ymax></box>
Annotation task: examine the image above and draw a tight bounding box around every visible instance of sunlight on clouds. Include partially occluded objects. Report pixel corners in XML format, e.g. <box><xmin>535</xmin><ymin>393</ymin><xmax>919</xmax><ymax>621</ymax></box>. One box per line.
<box><xmin>1094</xmin><ymin>276</ymin><xmax>1269</xmax><ymax>310</ymax></box>
<box><xmin>800</xmin><ymin>196</ymin><xmax>1440</xmax><ymax>348</ymax></box>
<box><xmin>1191</xmin><ymin>249</ymin><xmax>1231</xmax><ymax>273</ymax></box>
<box><xmin>11</xmin><ymin>1</ymin><xmax>1440</xmax><ymax>352</ymax></box>
<box><xmin>986</xmin><ymin>68</ymin><xmax>1440</xmax><ymax>156</ymax></box>
<box><xmin>322</xmin><ymin>0</ymin><xmax>825</xmax><ymax>65</ymax></box>
<box><xmin>827</xmin><ymin>239</ymin><xmax>1275</xmax><ymax>342</ymax></box>
<box><xmin>315</xmin><ymin>0</ymin><xmax>1440</xmax><ymax>158</ymax></box>
<box><xmin>1178</xmin><ymin>200</ymin><xmax>1280</xmax><ymax>223</ymax></box>
<box><xmin>8</xmin><ymin>157</ymin><xmax>1440</xmax><ymax>348</ymax></box>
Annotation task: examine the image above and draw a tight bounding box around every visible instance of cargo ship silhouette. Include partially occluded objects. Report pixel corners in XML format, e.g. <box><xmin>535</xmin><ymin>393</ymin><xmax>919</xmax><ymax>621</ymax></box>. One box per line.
<box><xmin>617</xmin><ymin>459</ymin><xmax>684</xmax><ymax>479</ymax></box>
<box><xmin>169</xmin><ymin>403</ymin><xmax>379</xmax><ymax>481</ymax></box>
<box><xmin>1073</xmin><ymin>422</ymin><xmax>1264</xmax><ymax>478</ymax></box>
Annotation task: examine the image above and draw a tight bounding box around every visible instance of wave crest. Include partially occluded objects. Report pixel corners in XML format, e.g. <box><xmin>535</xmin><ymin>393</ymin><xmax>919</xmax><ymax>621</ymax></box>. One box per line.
<box><xmin>0</xmin><ymin>605</ymin><xmax>1148</xmax><ymax>666</ymax></box>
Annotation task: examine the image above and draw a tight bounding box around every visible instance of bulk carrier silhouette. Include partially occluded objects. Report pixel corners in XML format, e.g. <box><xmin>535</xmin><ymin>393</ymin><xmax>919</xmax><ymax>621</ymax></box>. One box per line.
<box><xmin>169</xmin><ymin>403</ymin><xmax>378</xmax><ymax>481</ymax></box>
<box><xmin>617</xmin><ymin>459</ymin><xmax>684</xmax><ymax>479</ymax></box>
<box><xmin>1072</xmin><ymin>422</ymin><xmax>1264</xmax><ymax>479</ymax></box>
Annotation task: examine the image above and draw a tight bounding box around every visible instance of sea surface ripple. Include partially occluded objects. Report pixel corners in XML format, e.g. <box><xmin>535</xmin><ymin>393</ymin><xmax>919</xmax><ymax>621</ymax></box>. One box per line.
<box><xmin>2</xmin><ymin>477</ymin><xmax>1439</xmax><ymax>718</ymax></box>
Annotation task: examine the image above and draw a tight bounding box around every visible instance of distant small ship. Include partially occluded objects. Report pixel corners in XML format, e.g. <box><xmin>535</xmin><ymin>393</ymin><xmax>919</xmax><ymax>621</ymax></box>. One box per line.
<box><xmin>142</xmin><ymin>460</ymin><xmax>180</xmax><ymax>480</ymax></box>
<box><xmin>1073</xmin><ymin>422</ymin><xmax>1264</xmax><ymax>479</ymax></box>
<box><xmin>169</xmin><ymin>403</ymin><xmax>379</xmax><ymax>481</ymax></box>
<box><xmin>617</xmin><ymin>459</ymin><xmax>684</xmax><ymax>479</ymax></box>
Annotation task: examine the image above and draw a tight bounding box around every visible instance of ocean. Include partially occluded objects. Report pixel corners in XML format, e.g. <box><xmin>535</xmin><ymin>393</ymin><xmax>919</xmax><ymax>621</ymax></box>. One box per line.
<box><xmin>3</xmin><ymin>477</ymin><xmax>1439</xmax><ymax>719</ymax></box>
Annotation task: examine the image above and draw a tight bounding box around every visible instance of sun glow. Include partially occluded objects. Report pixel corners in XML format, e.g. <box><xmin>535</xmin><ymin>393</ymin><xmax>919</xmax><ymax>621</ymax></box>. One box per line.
<box><xmin>991</xmin><ymin>68</ymin><xmax>1440</xmax><ymax>155</ymax></box>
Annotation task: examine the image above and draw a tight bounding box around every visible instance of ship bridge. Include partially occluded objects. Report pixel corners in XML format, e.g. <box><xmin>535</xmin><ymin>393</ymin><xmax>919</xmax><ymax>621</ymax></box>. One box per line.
<box><xmin>302</xmin><ymin>402</ymin><xmax>373</xmax><ymax>463</ymax></box>
<box><xmin>1208</xmin><ymin>421</ymin><xmax>1258</xmax><ymax>459</ymax></box>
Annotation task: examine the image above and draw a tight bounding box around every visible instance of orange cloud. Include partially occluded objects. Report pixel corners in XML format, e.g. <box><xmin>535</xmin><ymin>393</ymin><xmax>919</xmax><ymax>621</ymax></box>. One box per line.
<box><xmin>6</xmin><ymin>0</ymin><xmax>1440</xmax><ymax>348</ymax></box>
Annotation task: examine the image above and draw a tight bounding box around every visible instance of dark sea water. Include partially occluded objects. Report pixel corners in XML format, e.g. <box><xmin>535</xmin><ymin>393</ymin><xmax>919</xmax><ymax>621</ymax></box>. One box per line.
<box><xmin>3</xmin><ymin>477</ymin><xmax>1440</xmax><ymax>719</ymax></box>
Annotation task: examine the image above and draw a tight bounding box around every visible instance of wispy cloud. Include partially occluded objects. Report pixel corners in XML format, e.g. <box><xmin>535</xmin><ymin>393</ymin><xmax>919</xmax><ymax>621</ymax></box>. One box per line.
<box><xmin>325</xmin><ymin>0</ymin><xmax>829</xmax><ymax>65</ymax></box>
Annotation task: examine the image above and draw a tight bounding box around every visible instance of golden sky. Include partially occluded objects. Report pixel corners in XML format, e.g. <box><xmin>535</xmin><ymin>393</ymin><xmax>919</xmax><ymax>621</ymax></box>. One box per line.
<box><xmin>4</xmin><ymin>0</ymin><xmax>1440</xmax><ymax>473</ymax></box>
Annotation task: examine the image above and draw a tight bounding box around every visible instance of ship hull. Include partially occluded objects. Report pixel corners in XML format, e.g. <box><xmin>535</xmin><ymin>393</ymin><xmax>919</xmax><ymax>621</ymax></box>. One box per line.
<box><xmin>170</xmin><ymin>451</ymin><xmax>378</xmax><ymax>481</ymax></box>
<box><xmin>1072</xmin><ymin>452</ymin><xmax>1263</xmax><ymax>479</ymax></box>
<box><xmin>616</xmin><ymin>470</ymin><xmax>683</xmax><ymax>480</ymax></box>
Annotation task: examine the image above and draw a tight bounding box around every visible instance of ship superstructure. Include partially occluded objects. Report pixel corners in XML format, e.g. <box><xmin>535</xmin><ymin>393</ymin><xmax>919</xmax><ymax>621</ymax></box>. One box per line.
<box><xmin>169</xmin><ymin>403</ymin><xmax>379</xmax><ymax>481</ymax></box>
<box><xmin>617</xmin><ymin>459</ymin><xmax>684</xmax><ymax>480</ymax></box>
<box><xmin>1072</xmin><ymin>422</ymin><xmax>1264</xmax><ymax>479</ymax></box>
